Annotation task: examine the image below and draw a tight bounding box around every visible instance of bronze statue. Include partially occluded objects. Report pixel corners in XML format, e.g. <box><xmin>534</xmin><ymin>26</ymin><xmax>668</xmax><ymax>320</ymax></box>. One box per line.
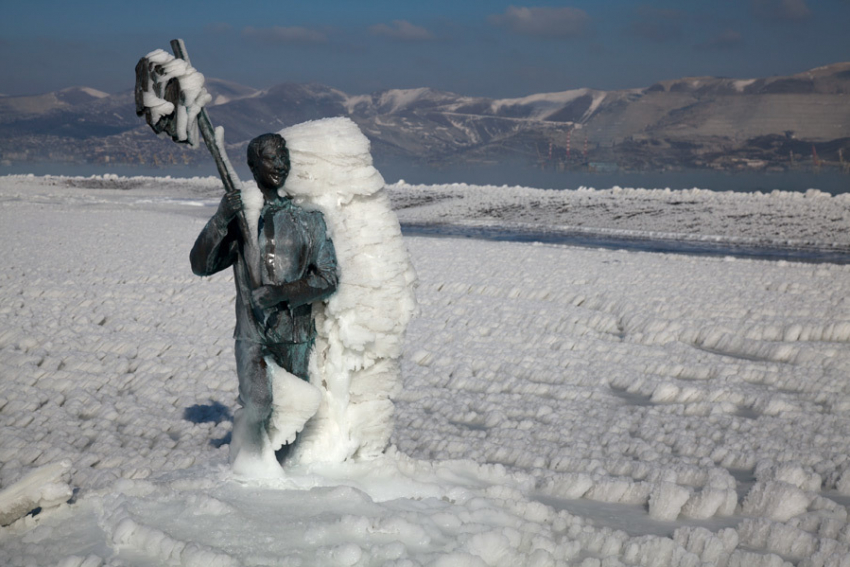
<box><xmin>190</xmin><ymin>134</ymin><xmax>338</xmax><ymax>472</ymax></box>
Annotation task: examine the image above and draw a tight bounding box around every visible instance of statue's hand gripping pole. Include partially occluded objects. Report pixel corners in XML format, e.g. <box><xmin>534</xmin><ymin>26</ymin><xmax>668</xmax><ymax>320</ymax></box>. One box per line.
<box><xmin>135</xmin><ymin>39</ymin><xmax>264</xmax><ymax>296</ymax></box>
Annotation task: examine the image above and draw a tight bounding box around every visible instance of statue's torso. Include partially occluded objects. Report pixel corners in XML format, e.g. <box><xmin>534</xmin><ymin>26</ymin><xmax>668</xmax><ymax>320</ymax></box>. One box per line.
<box><xmin>234</xmin><ymin>198</ymin><xmax>329</xmax><ymax>345</ymax></box>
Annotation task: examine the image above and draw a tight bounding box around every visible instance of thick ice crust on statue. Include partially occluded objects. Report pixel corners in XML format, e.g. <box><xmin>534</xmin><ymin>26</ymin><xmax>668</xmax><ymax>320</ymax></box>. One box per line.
<box><xmin>267</xmin><ymin>362</ymin><xmax>322</xmax><ymax>450</ymax></box>
<box><xmin>240</xmin><ymin>117</ymin><xmax>417</xmax><ymax>465</ymax></box>
<box><xmin>134</xmin><ymin>49</ymin><xmax>211</xmax><ymax>147</ymax></box>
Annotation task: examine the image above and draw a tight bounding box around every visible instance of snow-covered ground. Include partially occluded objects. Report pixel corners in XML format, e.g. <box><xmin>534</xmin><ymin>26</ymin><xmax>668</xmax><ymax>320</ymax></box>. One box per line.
<box><xmin>1</xmin><ymin>174</ymin><xmax>850</xmax><ymax>566</ymax></box>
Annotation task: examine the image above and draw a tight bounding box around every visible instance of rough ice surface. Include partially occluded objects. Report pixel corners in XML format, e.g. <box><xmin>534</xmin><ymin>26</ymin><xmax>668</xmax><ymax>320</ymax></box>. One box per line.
<box><xmin>390</xmin><ymin>181</ymin><xmax>850</xmax><ymax>250</ymax></box>
<box><xmin>0</xmin><ymin>461</ymin><xmax>72</xmax><ymax>526</ymax></box>
<box><xmin>1</xmin><ymin>173</ymin><xmax>850</xmax><ymax>565</ymax></box>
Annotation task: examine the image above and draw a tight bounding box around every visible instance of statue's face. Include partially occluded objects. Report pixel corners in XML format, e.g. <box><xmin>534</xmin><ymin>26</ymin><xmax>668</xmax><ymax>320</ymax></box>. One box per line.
<box><xmin>252</xmin><ymin>140</ymin><xmax>289</xmax><ymax>191</ymax></box>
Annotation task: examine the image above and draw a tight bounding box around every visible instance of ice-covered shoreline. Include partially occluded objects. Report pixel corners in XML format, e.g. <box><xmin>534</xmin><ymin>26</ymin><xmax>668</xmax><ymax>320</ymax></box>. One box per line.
<box><xmin>2</xmin><ymin>174</ymin><xmax>850</xmax><ymax>565</ymax></box>
<box><xmin>388</xmin><ymin>181</ymin><xmax>850</xmax><ymax>253</ymax></box>
<box><xmin>4</xmin><ymin>173</ymin><xmax>848</xmax><ymax>254</ymax></box>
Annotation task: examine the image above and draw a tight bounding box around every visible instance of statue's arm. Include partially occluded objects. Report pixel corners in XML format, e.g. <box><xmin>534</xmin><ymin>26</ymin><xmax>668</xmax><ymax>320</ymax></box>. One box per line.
<box><xmin>252</xmin><ymin>213</ymin><xmax>339</xmax><ymax>309</ymax></box>
<box><xmin>287</xmin><ymin>222</ymin><xmax>340</xmax><ymax>308</ymax></box>
<box><xmin>189</xmin><ymin>194</ymin><xmax>241</xmax><ymax>276</ymax></box>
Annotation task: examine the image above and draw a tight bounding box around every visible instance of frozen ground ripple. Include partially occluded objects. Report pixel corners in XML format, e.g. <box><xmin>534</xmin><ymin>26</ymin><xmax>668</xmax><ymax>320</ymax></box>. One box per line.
<box><xmin>394</xmin><ymin>237</ymin><xmax>850</xmax><ymax>563</ymax></box>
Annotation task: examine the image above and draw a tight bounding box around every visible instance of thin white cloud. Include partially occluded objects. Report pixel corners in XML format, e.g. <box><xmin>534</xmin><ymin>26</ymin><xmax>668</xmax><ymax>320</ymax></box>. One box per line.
<box><xmin>752</xmin><ymin>0</ymin><xmax>812</xmax><ymax>21</ymax></box>
<box><xmin>369</xmin><ymin>20</ymin><xmax>434</xmax><ymax>41</ymax></box>
<box><xmin>488</xmin><ymin>6</ymin><xmax>590</xmax><ymax>38</ymax></box>
<box><xmin>242</xmin><ymin>26</ymin><xmax>328</xmax><ymax>44</ymax></box>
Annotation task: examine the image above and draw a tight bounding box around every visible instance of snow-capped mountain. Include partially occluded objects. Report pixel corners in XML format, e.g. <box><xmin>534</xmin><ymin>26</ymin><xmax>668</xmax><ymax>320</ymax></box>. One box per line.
<box><xmin>1</xmin><ymin>62</ymin><xmax>849</xmax><ymax>171</ymax></box>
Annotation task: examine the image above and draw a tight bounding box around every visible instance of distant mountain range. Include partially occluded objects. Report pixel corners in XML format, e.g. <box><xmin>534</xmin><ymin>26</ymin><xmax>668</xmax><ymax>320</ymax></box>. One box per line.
<box><xmin>1</xmin><ymin>62</ymin><xmax>849</xmax><ymax>173</ymax></box>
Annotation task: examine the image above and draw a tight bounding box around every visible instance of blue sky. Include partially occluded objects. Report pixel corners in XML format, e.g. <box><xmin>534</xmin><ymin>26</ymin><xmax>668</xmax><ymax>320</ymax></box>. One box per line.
<box><xmin>1</xmin><ymin>0</ymin><xmax>848</xmax><ymax>98</ymax></box>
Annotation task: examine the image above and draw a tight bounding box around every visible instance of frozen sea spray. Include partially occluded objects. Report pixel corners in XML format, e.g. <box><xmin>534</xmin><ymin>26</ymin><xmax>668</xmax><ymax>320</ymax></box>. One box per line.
<box><xmin>244</xmin><ymin>117</ymin><xmax>417</xmax><ymax>464</ymax></box>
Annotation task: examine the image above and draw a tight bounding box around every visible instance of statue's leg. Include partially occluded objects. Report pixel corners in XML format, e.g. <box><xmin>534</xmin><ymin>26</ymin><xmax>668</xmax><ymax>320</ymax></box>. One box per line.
<box><xmin>234</xmin><ymin>339</ymin><xmax>273</xmax><ymax>447</ymax></box>
<box><xmin>229</xmin><ymin>339</ymin><xmax>281</xmax><ymax>477</ymax></box>
<box><xmin>265</xmin><ymin>340</ymin><xmax>316</xmax><ymax>462</ymax></box>
<box><xmin>267</xmin><ymin>339</ymin><xmax>314</xmax><ymax>381</ymax></box>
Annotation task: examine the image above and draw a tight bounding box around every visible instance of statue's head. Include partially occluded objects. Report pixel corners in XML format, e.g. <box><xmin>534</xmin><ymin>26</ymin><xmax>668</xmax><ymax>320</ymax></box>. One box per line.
<box><xmin>247</xmin><ymin>133</ymin><xmax>290</xmax><ymax>193</ymax></box>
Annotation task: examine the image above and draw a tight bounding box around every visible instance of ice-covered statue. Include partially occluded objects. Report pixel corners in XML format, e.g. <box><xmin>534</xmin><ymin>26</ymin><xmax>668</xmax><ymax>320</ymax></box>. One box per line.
<box><xmin>190</xmin><ymin>133</ymin><xmax>338</xmax><ymax>475</ymax></box>
<box><xmin>136</xmin><ymin>41</ymin><xmax>417</xmax><ymax>479</ymax></box>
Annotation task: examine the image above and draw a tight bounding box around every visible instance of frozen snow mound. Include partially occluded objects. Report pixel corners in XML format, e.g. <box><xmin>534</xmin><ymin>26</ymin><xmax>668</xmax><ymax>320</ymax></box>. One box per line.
<box><xmin>248</xmin><ymin>117</ymin><xmax>418</xmax><ymax>465</ymax></box>
<box><xmin>0</xmin><ymin>461</ymin><xmax>72</xmax><ymax>527</ymax></box>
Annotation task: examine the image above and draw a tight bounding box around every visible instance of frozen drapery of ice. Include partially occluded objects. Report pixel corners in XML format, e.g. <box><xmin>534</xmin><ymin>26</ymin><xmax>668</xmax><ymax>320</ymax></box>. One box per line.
<box><xmin>136</xmin><ymin>49</ymin><xmax>212</xmax><ymax>147</ymax></box>
<box><xmin>242</xmin><ymin>117</ymin><xmax>417</xmax><ymax>464</ymax></box>
<box><xmin>267</xmin><ymin>367</ymin><xmax>322</xmax><ymax>450</ymax></box>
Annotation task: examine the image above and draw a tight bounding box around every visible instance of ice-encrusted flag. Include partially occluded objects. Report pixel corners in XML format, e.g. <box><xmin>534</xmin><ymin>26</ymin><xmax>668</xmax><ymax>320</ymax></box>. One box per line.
<box><xmin>134</xmin><ymin>49</ymin><xmax>212</xmax><ymax>148</ymax></box>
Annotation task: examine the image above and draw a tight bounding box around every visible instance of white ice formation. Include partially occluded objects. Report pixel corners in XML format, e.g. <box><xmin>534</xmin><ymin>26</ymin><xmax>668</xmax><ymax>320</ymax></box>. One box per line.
<box><xmin>241</xmin><ymin>117</ymin><xmax>418</xmax><ymax>465</ymax></box>
<box><xmin>267</xmin><ymin>366</ymin><xmax>322</xmax><ymax>449</ymax></box>
<box><xmin>0</xmin><ymin>460</ymin><xmax>72</xmax><ymax>527</ymax></box>
<box><xmin>139</xmin><ymin>49</ymin><xmax>212</xmax><ymax>147</ymax></box>
<box><xmin>390</xmin><ymin>181</ymin><xmax>850</xmax><ymax>250</ymax></box>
